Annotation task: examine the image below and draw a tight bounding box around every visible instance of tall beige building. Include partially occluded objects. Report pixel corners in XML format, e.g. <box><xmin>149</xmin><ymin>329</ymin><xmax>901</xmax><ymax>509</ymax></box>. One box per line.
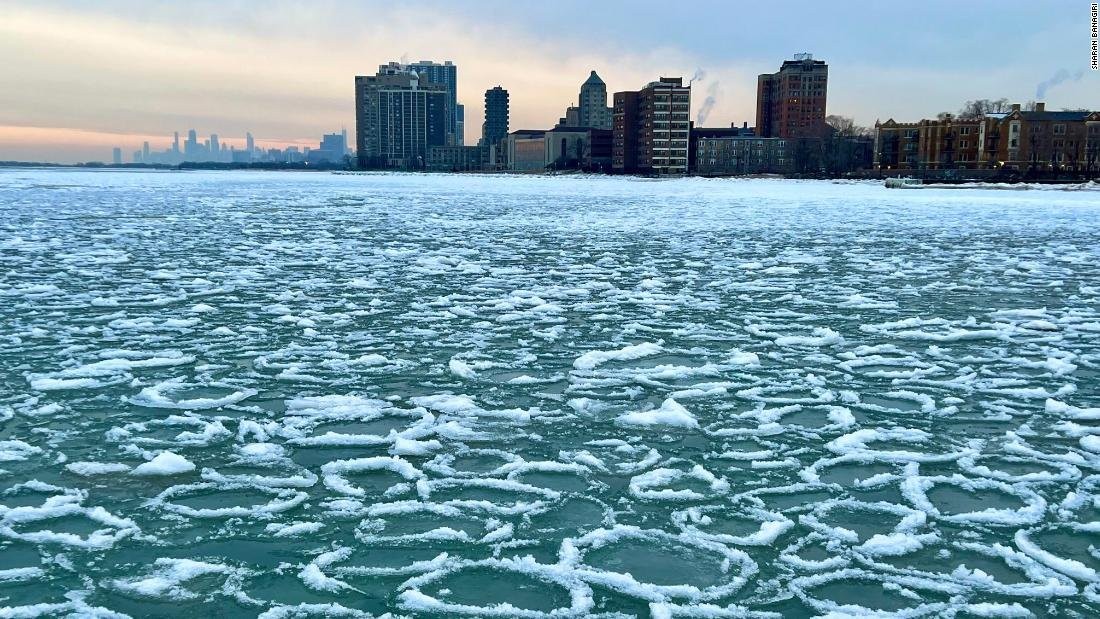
<box><xmin>578</xmin><ymin>71</ymin><xmax>612</xmax><ymax>130</ymax></box>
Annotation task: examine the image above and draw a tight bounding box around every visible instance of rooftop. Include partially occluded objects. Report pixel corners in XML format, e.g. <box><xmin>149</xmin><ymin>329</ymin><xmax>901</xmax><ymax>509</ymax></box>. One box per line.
<box><xmin>583</xmin><ymin>71</ymin><xmax>605</xmax><ymax>86</ymax></box>
<box><xmin>1019</xmin><ymin>110</ymin><xmax>1092</xmax><ymax>121</ymax></box>
<box><xmin>547</xmin><ymin>126</ymin><xmax>598</xmax><ymax>133</ymax></box>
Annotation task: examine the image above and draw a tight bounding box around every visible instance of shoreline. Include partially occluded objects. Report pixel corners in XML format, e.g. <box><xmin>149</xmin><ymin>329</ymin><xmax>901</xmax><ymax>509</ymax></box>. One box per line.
<box><xmin>2</xmin><ymin>162</ymin><xmax>1097</xmax><ymax>187</ymax></box>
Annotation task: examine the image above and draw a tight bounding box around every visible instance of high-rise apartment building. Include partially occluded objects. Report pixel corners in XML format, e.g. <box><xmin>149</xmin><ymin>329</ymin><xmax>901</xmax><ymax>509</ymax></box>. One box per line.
<box><xmin>612</xmin><ymin>77</ymin><xmax>691</xmax><ymax>174</ymax></box>
<box><xmin>456</xmin><ymin>105</ymin><xmax>465</xmax><ymax>146</ymax></box>
<box><xmin>482</xmin><ymin>86</ymin><xmax>509</xmax><ymax>147</ymax></box>
<box><xmin>578</xmin><ymin>71</ymin><xmax>612</xmax><ymax>130</ymax></box>
<box><xmin>756</xmin><ymin>54</ymin><xmax>828</xmax><ymax>139</ymax></box>
<box><xmin>355</xmin><ymin>70</ymin><xmax>448</xmax><ymax>168</ymax></box>
<box><xmin>383</xmin><ymin>60</ymin><xmax>460</xmax><ymax>145</ymax></box>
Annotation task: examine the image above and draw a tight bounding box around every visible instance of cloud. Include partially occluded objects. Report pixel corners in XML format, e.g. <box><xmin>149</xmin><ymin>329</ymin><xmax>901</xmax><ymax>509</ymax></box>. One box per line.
<box><xmin>0</xmin><ymin>1</ymin><xmax>1088</xmax><ymax>162</ymax></box>
<box><xmin>0</xmin><ymin>3</ymin><xmax>775</xmax><ymax>161</ymax></box>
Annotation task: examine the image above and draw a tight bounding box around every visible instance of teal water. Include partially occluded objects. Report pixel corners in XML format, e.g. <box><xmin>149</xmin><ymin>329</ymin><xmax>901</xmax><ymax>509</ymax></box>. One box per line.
<box><xmin>1</xmin><ymin>169</ymin><xmax>1098</xmax><ymax>617</ymax></box>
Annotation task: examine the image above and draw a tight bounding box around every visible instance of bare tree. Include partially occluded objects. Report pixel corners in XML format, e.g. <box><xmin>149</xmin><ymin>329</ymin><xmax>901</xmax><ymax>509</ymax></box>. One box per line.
<box><xmin>957</xmin><ymin>98</ymin><xmax>1010</xmax><ymax>119</ymax></box>
<box><xmin>825</xmin><ymin>115</ymin><xmax>871</xmax><ymax>137</ymax></box>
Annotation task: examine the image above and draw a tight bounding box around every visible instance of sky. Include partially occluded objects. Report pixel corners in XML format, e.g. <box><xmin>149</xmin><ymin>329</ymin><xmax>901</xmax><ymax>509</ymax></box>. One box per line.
<box><xmin>1</xmin><ymin>0</ymin><xmax>1097</xmax><ymax>163</ymax></box>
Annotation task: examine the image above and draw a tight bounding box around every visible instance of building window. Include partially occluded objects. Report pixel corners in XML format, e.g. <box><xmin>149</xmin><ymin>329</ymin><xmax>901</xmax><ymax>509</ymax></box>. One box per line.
<box><xmin>960</xmin><ymin>127</ymin><xmax>971</xmax><ymax>135</ymax></box>
<box><xmin>1053</xmin><ymin>124</ymin><xmax>1066</xmax><ymax>135</ymax></box>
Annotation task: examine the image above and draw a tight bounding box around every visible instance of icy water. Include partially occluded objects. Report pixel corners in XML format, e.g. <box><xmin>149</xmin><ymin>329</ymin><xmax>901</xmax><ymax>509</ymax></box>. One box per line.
<box><xmin>1</xmin><ymin>169</ymin><xmax>1099</xmax><ymax>618</ymax></box>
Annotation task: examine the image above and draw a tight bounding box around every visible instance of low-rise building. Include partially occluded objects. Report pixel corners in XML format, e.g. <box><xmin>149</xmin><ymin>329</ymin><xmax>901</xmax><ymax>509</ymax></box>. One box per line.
<box><xmin>695</xmin><ymin>136</ymin><xmax>788</xmax><ymax>175</ymax></box>
<box><xmin>690</xmin><ymin>123</ymin><xmax>754</xmax><ymax>171</ymax></box>
<box><xmin>545</xmin><ymin>127</ymin><xmax>590</xmax><ymax>170</ymax></box>
<box><xmin>544</xmin><ymin>127</ymin><xmax>613</xmax><ymax>171</ymax></box>
<box><xmin>874</xmin><ymin>116</ymin><xmax>991</xmax><ymax>170</ymax></box>
<box><xmin>506</xmin><ymin>130</ymin><xmax>547</xmax><ymax>172</ymax></box>
<box><xmin>427</xmin><ymin>145</ymin><xmax>488</xmax><ymax>172</ymax></box>
<box><xmin>586</xmin><ymin>128</ymin><xmax>613</xmax><ymax>172</ymax></box>
<box><xmin>997</xmin><ymin>104</ymin><xmax>1100</xmax><ymax>171</ymax></box>
<box><xmin>873</xmin><ymin>120</ymin><xmax>923</xmax><ymax>170</ymax></box>
<box><xmin>874</xmin><ymin>103</ymin><xmax>1100</xmax><ymax>173</ymax></box>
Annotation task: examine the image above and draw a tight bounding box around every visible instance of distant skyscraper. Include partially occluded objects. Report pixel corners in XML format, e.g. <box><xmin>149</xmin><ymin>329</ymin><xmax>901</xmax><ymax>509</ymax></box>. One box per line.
<box><xmin>309</xmin><ymin>132</ymin><xmax>347</xmax><ymax>164</ymax></box>
<box><xmin>142</xmin><ymin>141</ymin><xmax>150</xmax><ymax>162</ymax></box>
<box><xmin>384</xmin><ymin>60</ymin><xmax>459</xmax><ymax>145</ymax></box>
<box><xmin>245</xmin><ymin>132</ymin><xmax>254</xmax><ymax>161</ymax></box>
<box><xmin>210</xmin><ymin>134</ymin><xmax>220</xmax><ymax>161</ymax></box>
<box><xmin>112</xmin><ymin>147</ymin><xmax>122</xmax><ymax>164</ymax></box>
<box><xmin>578</xmin><ymin>71</ymin><xmax>612</xmax><ymax>129</ymax></box>
<box><xmin>756</xmin><ymin>54</ymin><xmax>828</xmax><ymax>138</ymax></box>
<box><xmin>172</xmin><ymin>132</ymin><xmax>180</xmax><ymax>155</ymax></box>
<box><xmin>355</xmin><ymin>69</ymin><xmax>448</xmax><ymax>168</ymax></box>
<box><xmin>185</xmin><ymin>129</ymin><xmax>198</xmax><ymax>160</ymax></box>
<box><xmin>482</xmin><ymin>86</ymin><xmax>509</xmax><ymax>147</ymax></box>
<box><xmin>456</xmin><ymin>104</ymin><xmax>465</xmax><ymax>146</ymax></box>
<box><xmin>132</xmin><ymin>150</ymin><xmax>142</xmax><ymax>164</ymax></box>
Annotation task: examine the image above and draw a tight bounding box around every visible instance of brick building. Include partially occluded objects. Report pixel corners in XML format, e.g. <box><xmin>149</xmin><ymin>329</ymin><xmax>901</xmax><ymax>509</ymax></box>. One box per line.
<box><xmin>873</xmin><ymin>116</ymin><xmax>991</xmax><ymax>170</ymax></box>
<box><xmin>998</xmin><ymin>104</ymin><xmax>1100</xmax><ymax>171</ymax></box>
<box><xmin>756</xmin><ymin>54</ymin><xmax>829</xmax><ymax>139</ymax></box>
<box><xmin>874</xmin><ymin>103</ymin><xmax>1100</xmax><ymax>173</ymax></box>
<box><xmin>695</xmin><ymin>137</ymin><xmax>789</xmax><ymax>175</ymax></box>
<box><xmin>612</xmin><ymin>77</ymin><xmax>691</xmax><ymax>174</ymax></box>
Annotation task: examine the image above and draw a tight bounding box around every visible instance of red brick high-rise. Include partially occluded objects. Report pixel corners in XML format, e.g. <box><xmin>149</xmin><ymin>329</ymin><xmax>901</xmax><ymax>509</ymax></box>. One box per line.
<box><xmin>756</xmin><ymin>54</ymin><xmax>828</xmax><ymax>139</ymax></box>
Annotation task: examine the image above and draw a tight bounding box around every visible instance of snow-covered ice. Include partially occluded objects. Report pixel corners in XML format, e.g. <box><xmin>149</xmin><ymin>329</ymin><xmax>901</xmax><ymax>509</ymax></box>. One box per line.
<box><xmin>1</xmin><ymin>169</ymin><xmax>1098</xmax><ymax>617</ymax></box>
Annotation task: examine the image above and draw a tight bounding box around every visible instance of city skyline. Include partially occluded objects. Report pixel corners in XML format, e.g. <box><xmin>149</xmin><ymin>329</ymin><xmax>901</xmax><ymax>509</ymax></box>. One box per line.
<box><xmin>1</xmin><ymin>0</ymin><xmax>1097</xmax><ymax>163</ymax></box>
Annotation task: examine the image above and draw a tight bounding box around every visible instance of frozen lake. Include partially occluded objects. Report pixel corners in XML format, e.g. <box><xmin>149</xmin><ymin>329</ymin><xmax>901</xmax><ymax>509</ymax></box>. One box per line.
<box><xmin>1</xmin><ymin>169</ymin><xmax>1098</xmax><ymax>617</ymax></box>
